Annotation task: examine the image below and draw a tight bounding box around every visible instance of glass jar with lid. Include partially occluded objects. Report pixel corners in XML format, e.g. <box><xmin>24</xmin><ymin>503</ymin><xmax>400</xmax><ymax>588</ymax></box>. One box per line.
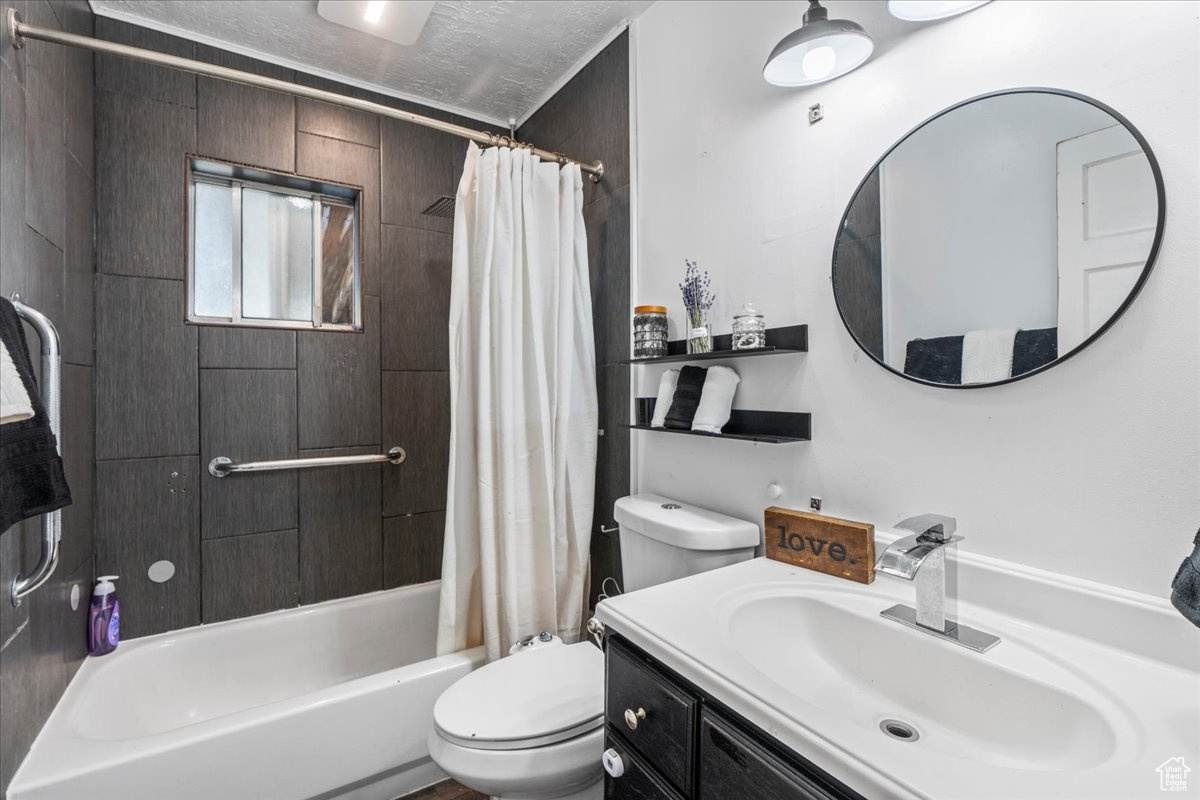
<box><xmin>633</xmin><ymin>305</ymin><xmax>669</xmax><ymax>359</ymax></box>
<box><xmin>732</xmin><ymin>303</ymin><xmax>766</xmax><ymax>350</ymax></box>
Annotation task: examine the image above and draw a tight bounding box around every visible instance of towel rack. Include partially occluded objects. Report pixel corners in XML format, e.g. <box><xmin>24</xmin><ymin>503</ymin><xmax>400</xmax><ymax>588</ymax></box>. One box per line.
<box><xmin>10</xmin><ymin>296</ymin><xmax>63</xmax><ymax>608</ymax></box>
<box><xmin>208</xmin><ymin>447</ymin><xmax>406</xmax><ymax>478</ymax></box>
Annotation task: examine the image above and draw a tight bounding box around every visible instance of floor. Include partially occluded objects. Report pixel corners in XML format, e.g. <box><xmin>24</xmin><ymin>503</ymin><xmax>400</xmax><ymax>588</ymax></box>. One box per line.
<box><xmin>398</xmin><ymin>779</ymin><xmax>488</xmax><ymax>800</ymax></box>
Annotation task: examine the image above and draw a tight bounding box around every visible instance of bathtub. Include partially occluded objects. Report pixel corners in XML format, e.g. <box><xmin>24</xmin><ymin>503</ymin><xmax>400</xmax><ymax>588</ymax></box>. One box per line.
<box><xmin>9</xmin><ymin>581</ymin><xmax>485</xmax><ymax>800</ymax></box>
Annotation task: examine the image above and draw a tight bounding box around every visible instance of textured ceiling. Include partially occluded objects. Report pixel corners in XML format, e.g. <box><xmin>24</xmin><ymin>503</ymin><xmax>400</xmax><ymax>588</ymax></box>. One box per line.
<box><xmin>89</xmin><ymin>0</ymin><xmax>654</xmax><ymax>124</ymax></box>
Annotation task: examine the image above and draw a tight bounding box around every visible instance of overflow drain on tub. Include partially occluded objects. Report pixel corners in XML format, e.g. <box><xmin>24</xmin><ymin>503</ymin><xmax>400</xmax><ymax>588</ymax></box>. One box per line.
<box><xmin>879</xmin><ymin>719</ymin><xmax>920</xmax><ymax>742</ymax></box>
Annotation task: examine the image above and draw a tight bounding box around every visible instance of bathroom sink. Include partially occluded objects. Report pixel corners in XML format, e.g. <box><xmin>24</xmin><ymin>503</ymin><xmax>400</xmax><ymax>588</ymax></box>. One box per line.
<box><xmin>719</xmin><ymin>587</ymin><xmax>1119</xmax><ymax>772</ymax></box>
<box><xmin>596</xmin><ymin>557</ymin><xmax>1199</xmax><ymax>800</ymax></box>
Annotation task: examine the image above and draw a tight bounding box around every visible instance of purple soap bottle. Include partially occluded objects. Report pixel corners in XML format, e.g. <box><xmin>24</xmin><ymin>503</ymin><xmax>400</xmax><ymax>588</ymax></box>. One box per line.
<box><xmin>88</xmin><ymin>575</ymin><xmax>121</xmax><ymax>656</ymax></box>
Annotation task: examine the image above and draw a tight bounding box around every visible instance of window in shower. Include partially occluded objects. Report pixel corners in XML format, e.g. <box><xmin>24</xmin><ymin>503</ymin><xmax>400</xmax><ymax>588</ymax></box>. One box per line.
<box><xmin>187</xmin><ymin>157</ymin><xmax>362</xmax><ymax>331</ymax></box>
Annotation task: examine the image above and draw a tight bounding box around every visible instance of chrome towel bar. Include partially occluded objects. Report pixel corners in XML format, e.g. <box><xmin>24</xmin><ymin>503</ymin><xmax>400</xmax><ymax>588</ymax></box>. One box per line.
<box><xmin>208</xmin><ymin>447</ymin><xmax>406</xmax><ymax>478</ymax></box>
<box><xmin>9</xmin><ymin>296</ymin><xmax>63</xmax><ymax>608</ymax></box>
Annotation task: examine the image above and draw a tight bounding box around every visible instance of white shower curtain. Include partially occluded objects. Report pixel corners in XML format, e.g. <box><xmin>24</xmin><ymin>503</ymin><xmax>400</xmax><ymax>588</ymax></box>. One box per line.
<box><xmin>437</xmin><ymin>143</ymin><xmax>598</xmax><ymax>662</ymax></box>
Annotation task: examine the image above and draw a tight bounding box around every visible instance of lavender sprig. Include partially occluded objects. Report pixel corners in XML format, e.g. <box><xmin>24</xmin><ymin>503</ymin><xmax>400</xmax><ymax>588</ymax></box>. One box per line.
<box><xmin>679</xmin><ymin>259</ymin><xmax>716</xmax><ymax>323</ymax></box>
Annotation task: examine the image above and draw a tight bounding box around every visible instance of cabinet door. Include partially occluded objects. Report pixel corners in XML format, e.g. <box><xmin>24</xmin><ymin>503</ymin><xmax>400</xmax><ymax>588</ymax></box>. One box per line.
<box><xmin>605</xmin><ymin>735</ymin><xmax>686</xmax><ymax>800</ymax></box>
<box><xmin>699</xmin><ymin>710</ymin><xmax>845</xmax><ymax>800</ymax></box>
<box><xmin>606</xmin><ymin>638</ymin><xmax>698</xmax><ymax>794</ymax></box>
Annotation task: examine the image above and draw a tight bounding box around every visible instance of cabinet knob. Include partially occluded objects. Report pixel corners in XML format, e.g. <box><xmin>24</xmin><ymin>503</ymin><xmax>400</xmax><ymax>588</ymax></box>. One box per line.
<box><xmin>624</xmin><ymin>706</ymin><xmax>647</xmax><ymax>730</ymax></box>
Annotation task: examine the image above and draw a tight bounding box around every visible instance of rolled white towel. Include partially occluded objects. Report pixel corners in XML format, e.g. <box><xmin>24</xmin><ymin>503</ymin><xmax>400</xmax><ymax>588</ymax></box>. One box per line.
<box><xmin>0</xmin><ymin>339</ymin><xmax>34</xmax><ymax>425</ymax></box>
<box><xmin>691</xmin><ymin>366</ymin><xmax>740</xmax><ymax>434</ymax></box>
<box><xmin>962</xmin><ymin>328</ymin><xmax>1017</xmax><ymax>384</ymax></box>
<box><xmin>650</xmin><ymin>369</ymin><xmax>679</xmax><ymax>428</ymax></box>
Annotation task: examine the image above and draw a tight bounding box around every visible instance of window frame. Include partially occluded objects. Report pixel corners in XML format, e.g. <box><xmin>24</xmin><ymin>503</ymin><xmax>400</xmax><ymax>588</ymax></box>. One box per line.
<box><xmin>185</xmin><ymin>157</ymin><xmax>364</xmax><ymax>333</ymax></box>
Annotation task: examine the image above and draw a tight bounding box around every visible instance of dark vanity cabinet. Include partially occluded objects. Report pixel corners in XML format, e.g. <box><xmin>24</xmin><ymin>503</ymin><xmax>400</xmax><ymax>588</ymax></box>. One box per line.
<box><xmin>604</xmin><ymin>636</ymin><xmax>862</xmax><ymax>800</ymax></box>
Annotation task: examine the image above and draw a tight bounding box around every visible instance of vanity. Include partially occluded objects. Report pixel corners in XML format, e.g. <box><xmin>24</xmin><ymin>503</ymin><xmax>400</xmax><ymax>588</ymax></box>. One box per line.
<box><xmin>603</xmin><ymin>632</ymin><xmax>862</xmax><ymax>800</ymax></box>
<box><xmin>594</xmin><ymin>553</ymin><xmax>1200</xmax><ymax>800</ymax></box>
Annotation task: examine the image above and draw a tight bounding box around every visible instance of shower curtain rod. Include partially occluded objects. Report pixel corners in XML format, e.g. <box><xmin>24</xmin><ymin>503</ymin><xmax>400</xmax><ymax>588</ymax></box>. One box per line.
<box><xmin>5</xmin><ymin>9</ymin><xmax>605</xmax><ymax>182</ymax></box>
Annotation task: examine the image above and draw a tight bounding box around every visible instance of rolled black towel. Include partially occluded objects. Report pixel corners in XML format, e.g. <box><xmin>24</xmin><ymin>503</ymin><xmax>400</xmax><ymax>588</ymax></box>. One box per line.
<box><xmin>663</xmin><ymin>365</ymin><xmax>707</xmax><ymax>430</ymax></box>
<box><xmin>0</xmin><ymin>298</ymin><xmax>71</xmax><ymax>534</ymax></box>
<box><xmin>1170</xmin><ymin>528</ymin><xmax>1200</xmax><ymax>629</ymax></box>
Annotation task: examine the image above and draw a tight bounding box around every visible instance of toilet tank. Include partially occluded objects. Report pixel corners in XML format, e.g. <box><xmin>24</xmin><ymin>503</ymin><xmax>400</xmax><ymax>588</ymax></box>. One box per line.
<box><xmin>613</xmin><ymin>494</ymin><xmax>760</xmax><ymax>592</ymax></box>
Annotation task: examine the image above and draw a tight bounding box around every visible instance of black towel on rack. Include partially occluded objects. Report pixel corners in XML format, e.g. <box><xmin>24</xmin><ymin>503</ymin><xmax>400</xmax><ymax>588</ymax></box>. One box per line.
<box><xmin>0</xmin><ymin>298</ymin><xmax>71</xmax><ymax>535</ymax></box>
<box><xmin>664</xmin><ymin>365</ymin><xmax>708</xmax><ymax>430</ymax></box>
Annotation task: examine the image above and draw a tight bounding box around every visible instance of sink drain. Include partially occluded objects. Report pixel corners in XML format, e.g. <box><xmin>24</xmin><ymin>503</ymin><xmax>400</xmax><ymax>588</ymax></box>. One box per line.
<box><xmin>879</xmin><ymin>719</ymin><xmax>920</xmax><ymax>742</ymax></box>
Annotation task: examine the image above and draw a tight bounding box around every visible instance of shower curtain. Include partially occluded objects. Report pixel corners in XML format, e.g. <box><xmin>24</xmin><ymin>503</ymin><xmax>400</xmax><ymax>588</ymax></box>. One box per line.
<box><xmin>437</xmin><ymin>142</ymin><xmax>598</xmax><ymax>662</ymax></box>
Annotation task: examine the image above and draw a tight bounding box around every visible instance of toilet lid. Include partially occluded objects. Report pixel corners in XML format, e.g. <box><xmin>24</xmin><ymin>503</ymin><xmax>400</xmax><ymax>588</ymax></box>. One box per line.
<box><xmin>434</xmin><ymin>642</ymin><xmax>604</xmax><ymax>751</ymax></box>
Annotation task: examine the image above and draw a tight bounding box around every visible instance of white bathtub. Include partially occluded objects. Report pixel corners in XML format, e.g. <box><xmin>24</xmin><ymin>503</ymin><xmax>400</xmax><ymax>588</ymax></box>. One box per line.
<box><xmin>9</xmin><ymin>581</ymin><xmax>484</xmax><ymax>800</ymax></box>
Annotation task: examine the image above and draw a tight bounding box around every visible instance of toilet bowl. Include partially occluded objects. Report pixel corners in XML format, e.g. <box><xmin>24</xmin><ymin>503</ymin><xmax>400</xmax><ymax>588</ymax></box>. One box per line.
<box><xmin>428</xmin><ymin>494</ymin><xmax>759</xmax><ymax>798</ymax></box>
<box><xmin>428</xmin><ymin>641</ymin><xmax>605</xmax><ymax>800</ymax></box>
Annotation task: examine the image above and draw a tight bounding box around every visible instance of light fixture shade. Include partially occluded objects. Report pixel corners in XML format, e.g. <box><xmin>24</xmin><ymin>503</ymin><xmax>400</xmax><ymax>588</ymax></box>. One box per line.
<box><xmin>316</xmin><ymin>0</ymin><xmax>436</xmax><ymax>46</ymax></box>
<box><xmin>763</xmin><ymin>1</ymin><xmax>875</xmax><ymax>87</ymax></box>
<box><xmin>887</xmin><ymin>0</ymin><xmax>991</xmax><ymax>22</ymax></box>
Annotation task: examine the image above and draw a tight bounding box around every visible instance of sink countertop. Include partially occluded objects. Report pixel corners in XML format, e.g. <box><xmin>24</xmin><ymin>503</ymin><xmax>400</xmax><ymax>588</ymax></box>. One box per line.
<box><xmin>595</xmin><ymin>556</ymin><xmax>1200</xmax><ymax>800</ymax></box>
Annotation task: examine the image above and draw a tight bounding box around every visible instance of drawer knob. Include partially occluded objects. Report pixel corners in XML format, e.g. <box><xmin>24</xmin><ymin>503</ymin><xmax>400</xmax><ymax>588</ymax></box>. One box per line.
<box><xmin>624</xmin><ymin>707</ymin><xmax>647</xmax><ymax>730</ymax></box>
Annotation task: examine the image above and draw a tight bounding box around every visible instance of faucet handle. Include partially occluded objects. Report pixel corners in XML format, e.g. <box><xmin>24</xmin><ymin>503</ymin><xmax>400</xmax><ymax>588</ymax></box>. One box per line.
<box><xmin>896</xmin><ymin>513</ymin><xmax>958</xmax><ymax>543</ymax></box>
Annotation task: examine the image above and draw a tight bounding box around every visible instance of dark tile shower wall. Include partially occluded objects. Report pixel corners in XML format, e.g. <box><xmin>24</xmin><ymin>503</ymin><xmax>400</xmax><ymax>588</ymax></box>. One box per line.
<box><xmin>91</xmin><ymin>18</ymin><xmax>487</xmax><ymax>638</ymax></box>
<box><xmin>0</xmin><ymin>2</ymin><xmax>96</xmax><ymax>796</ymax></box>
<box><xmin>518</xmin><ymin>33</ymin><xmax>631</xmax><ymax>607</ymax></box>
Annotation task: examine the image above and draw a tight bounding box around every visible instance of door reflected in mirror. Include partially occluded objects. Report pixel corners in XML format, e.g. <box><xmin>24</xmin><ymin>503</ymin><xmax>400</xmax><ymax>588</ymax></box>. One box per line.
<box><xmin>832</xmin><ymin>90</ymin><xmax>1163</xmax><ymax>388</ymax></box>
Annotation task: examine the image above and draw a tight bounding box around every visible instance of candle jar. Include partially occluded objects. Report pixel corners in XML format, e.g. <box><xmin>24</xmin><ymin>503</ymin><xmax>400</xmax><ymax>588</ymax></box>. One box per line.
<box><xmin>732</xmin><ymin>303</ymin><xmax>766</xmax><ymax>350</ymax></box>
<box><xmin>633</xmin><ymin>305</ymin><xmax>668</xmax><ymax>359</ymax></box>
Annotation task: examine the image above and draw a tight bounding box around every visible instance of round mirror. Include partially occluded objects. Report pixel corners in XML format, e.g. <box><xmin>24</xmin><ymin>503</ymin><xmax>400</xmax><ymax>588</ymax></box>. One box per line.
<box><xmin>832</xmin><ymin>89</ymin><xmax>1164</xmax><ymax>388</ymax></box>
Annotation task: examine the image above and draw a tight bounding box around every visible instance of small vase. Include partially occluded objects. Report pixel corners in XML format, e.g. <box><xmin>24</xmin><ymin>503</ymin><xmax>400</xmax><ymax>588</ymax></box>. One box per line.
<box><xmin>687</xmin><ymin>311</ymin><xmax>712</xmax><ymax>354</ymax></box>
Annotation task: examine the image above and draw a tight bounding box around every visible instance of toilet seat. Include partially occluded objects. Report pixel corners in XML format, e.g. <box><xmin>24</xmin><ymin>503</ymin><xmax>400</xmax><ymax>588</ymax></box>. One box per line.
<box><xmin>433</xmin><ymin>641</ymin><xmax>604</xmax><ymax>751</ymax></box>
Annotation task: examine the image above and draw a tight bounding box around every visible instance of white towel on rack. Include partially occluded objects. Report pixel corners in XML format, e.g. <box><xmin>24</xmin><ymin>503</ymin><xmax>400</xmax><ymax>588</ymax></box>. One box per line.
<box><xmin>692</xmin><ymin>366</ymin><xmax>740</xmax><ymax>434</ymax></box>
<box><xmin>0</xmin><ymin>339</ymin><xmax>34</xmax><ymax>425</ymax></box>
<box><xmin>961</xmin><ymin>328</ymin><xmax>1017</xmax><ymax>384</ymax></box>
<box><xmin>650</xmin><ymin>369</ymin><xmax>679</xmax><ymax>428</ymax></box>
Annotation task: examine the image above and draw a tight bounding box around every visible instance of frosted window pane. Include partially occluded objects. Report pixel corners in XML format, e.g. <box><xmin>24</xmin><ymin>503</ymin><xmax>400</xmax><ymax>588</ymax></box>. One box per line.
<box><xmin>193</xmin><ymin>182</ymin><xmax>233</xmax><ymax>318</ymax></box>
<box><xmin>321</xmin><ymin>203</ymin><xmax>356</xmax><ymax>326</ymax></box>
<box><xmin>242</xmin><ymin>188</ymin><xmax>313</xmax><ymax>322</ymax></box>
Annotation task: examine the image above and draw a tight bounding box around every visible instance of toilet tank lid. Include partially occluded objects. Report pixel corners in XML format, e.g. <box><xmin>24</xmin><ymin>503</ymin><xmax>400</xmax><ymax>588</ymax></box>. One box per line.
<box><xmin>613</xmin><ymin>494</ymin><xmax>760</xmax><ymax>551</ymax></box>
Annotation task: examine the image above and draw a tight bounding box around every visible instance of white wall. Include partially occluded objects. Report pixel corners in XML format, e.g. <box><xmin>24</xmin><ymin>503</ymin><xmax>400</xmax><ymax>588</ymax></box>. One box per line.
<box><xmin>878</xmin><ymin>93</ymin><xmax>1117</xmax><ymax>366</ymax></box>
<box><xmin>631</xmin><ymin>0</ymin><xmax>1200</xmax><ymax>597</ymax></box>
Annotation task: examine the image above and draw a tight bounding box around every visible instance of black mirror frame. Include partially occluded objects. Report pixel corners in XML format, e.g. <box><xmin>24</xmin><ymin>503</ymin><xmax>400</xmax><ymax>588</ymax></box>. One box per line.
<box><xmin>830</xmin><ymin>87</ymin><xmax>1166</xmax><ymax>390</ymax></box>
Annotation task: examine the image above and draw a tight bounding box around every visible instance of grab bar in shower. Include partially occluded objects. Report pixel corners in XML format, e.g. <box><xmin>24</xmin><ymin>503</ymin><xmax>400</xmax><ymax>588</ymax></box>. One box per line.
<box><xmin>9</xmin><ymin>295</ymin><xmax>63</xmax><ymax>608</ymax></box>
<box><xmin>208</xmin><ymin>447</ymin><xmax>407</xmax><ymax>478</ymax></box>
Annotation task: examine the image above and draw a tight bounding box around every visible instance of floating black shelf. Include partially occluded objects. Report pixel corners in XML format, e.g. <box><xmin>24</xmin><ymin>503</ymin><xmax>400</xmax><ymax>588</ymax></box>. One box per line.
<box><xmin>622</xmin><ymin>324</ymin><xmax>807</xmax><ymax>365</ymax></box>
<box><xmin>629</xmin><ymin>399</ymin><xmax>811</xmax><ymax>444</ymax></box>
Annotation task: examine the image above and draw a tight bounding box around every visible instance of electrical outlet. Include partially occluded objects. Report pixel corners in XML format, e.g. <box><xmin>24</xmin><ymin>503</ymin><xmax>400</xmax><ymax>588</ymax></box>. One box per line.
<box><xmin>810</xmin><ymin>497</ymin><xmax>823</xmax><ymax>512</ymax></box>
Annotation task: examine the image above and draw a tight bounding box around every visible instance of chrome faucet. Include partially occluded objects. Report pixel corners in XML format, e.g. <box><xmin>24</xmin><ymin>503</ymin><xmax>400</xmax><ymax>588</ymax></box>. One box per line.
<box><xmin>876</xmin><ymin>514</ymin><xmax>1000</xmax><ymax>653</ymax></box>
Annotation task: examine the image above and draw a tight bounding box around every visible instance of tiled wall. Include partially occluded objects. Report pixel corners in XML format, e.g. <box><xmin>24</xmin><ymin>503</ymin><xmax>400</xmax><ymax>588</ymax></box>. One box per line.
<box><xmin>0</xmin><ymin>1</ymin><xmax>96</xmax><ymax>795</ymax></box>
<box><xmin>92</xmin><ymin>19</ymin><xmax>488</xmax><ymax>638</ymax></box>
<box><xmin>518</xmin><ymin>33</ymin><xmax>632</xmax><ymax>606</ymax></box>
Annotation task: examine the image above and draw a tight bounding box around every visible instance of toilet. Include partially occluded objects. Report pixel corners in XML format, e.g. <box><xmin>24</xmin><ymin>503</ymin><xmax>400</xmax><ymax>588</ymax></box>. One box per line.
<box><xmin>428</xmin><ymin>494</ymin><xmax>759</xmax><ymax>799</ymax></box>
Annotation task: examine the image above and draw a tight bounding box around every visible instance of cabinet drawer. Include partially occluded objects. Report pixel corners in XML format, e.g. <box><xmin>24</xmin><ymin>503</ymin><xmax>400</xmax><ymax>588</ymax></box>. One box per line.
<box><xmin>606</xmin><ymin>638</ymin><xmax>698</xmax><ymax>794</ymax></box>
<box><xmin>699</xmin><ymin>709</ymin><xmax>847</xmax><ymax>800</ymax></box>
<box><xmin>605</xmin><ymin>736</ymin><xmax>686</xmax><ymax>800</ymax></box>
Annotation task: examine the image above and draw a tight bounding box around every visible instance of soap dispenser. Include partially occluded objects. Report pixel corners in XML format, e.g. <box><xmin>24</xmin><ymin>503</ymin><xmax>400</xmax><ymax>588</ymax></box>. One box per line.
<box><xmin>88</xmin><ymin>575</ymin><xmax>121</xmax><ymax>656</ymax></box>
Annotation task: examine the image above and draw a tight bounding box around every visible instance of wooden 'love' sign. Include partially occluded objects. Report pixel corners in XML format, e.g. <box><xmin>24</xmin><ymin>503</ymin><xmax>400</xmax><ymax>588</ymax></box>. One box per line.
<box><xmin>764</xmin><ymin>507</ymin><xmax>875</xmax><ymax>584</ymax></box>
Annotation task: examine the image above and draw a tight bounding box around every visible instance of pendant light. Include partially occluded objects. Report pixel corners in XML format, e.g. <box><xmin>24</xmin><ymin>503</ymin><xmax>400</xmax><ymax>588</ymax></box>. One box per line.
<box><xmin>763</xmin><ymin>0</ymin><xmax>875</xmax><ymax>87</ymax></box>
<box><xmin>887</xmin><ymin>1</ymin><xmax>991</xmax><ymax>22</ymax></box>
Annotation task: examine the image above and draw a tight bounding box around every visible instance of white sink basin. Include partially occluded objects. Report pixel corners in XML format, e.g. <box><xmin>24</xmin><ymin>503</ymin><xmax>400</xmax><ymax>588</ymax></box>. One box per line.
<box><xmin>720</xmin><ymin>587</ymin><xmax>1120</xmax><ymax>772</ymax></box>
<box><xmin>596</xmin><ymin>557</ymin><xmax>1200</xmax><ymax>800</ymax></box>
